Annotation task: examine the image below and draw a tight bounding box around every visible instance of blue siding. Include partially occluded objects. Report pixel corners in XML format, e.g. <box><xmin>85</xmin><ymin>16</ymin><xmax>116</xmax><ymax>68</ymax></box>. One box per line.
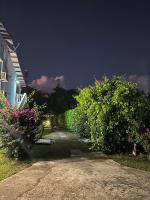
<box><xmin>8</xmin><ymin>70</ymin><xmax>17</xmax><ymax>106</ymax></box>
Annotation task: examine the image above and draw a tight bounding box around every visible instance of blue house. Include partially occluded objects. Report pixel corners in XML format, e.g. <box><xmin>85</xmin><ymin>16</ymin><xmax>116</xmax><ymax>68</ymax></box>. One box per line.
<box><xmin>0</xmin><ymin>22</ymin><xmax>26</xmax><ymax>108</ymax></box>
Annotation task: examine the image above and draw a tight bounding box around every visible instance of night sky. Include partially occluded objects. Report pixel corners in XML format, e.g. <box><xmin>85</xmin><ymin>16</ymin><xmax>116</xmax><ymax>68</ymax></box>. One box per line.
<box><xmin>0</xmin><ymin>0</ymin><xmax>150</xmax><ymax>89</ymax></box>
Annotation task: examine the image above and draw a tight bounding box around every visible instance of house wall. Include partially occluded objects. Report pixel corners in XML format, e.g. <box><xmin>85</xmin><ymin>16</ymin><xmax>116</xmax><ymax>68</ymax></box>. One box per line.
<box><xmin>0</xmin><ymin>34</ymin><xmax>19</xmax><ymax>106</ymax></box>
<box><xmin>7</xmin><ymin>57</ymin><xmax>17</xmax><ymax>106</ymax></box>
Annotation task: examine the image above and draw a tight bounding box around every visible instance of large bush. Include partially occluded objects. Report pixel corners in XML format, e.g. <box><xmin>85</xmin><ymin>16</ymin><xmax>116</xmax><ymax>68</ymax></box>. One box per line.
<box><xmin>65</xmin><ymin>76</ymin><xmax>150</xmax><ymax>154</ymax></box>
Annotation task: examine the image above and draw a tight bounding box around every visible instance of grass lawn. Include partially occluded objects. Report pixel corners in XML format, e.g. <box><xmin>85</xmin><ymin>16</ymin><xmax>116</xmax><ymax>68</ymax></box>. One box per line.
<box><xmin>0</xmin><ymin>128</ymin><xmax>52</xmax><ymax>181</ymax></box>
<box><xmin>111</xmin><ymin>154</ymin><xmax>150</xmax><ymax>172</ymax></box>
<box><xmin>0</xmin><ymin>150</ymin><xmax>31</xmax><ymax>181</ymax></box>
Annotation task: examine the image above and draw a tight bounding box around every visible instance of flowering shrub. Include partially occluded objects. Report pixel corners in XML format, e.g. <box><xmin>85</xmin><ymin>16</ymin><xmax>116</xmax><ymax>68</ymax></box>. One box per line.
<box><xmin>0</xmin><ymin>92</ymin><xmax>44</xmax><ymax>160</ymax></box>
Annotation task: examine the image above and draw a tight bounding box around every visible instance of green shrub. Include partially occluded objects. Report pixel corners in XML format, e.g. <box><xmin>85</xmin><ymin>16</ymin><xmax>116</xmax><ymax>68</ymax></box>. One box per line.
<box><xmin>64</xmin><ymin>76</ymin><xmax>150</xmax><ymax>154</ymax></box>
<box><xmin>136</xmin><ymin>128</ymin><xmax>150</xmax><ymax>154</ymax></box>
<box><xmin>88</xmin><ymin>77</ymin><xmax>150</xmax><ymax>153</ymax></box>
<box><xmin>64</xmin><ymin>108</ymin><xmax>90</xmax><ymax>138</ymax></box>
<box><xmin>64</xmin><ymin>109</ymin><xmax>75</xmax><ymax>131</ymax></box>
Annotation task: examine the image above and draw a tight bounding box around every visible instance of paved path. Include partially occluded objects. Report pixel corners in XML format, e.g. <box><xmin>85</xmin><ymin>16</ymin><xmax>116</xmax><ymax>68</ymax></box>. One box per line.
<box><xmin>0</xmin><ymin>131</ymin><xmax>150</xmax><ymax>200</ymax></box>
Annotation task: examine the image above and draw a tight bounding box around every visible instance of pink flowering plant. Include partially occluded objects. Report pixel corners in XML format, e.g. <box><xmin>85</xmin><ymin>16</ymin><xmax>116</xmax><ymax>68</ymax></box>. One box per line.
<box><xmin>0</xmin><ymin>92</ymin><xmax>44</xmax><ymax>160</ymax></box>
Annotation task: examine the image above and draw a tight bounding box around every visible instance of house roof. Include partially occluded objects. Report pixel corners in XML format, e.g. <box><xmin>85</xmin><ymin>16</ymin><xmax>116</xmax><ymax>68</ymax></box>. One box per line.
<box><xmin>0</xmin><ymin>22</ymin><xmax>26</xmax><ymax>87</ymax></box>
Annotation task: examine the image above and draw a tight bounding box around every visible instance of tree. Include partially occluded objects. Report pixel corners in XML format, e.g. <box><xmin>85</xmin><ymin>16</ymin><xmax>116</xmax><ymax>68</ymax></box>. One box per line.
<box><xmin>47</xmin><ymin>86</ymin><xmax>78</xmax><ymax>114</ymax></box>
<box><xmin>23</xmin><ymin>86</ymin><xmax>78</xmax><ymax>115</ymax></box>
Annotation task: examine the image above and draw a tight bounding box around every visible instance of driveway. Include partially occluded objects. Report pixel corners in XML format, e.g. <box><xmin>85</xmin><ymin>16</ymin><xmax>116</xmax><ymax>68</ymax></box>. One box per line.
<box><xmin>0</xmin><ymin>131</ymin><xmax>150</xmax><ymax>200</ymax></box>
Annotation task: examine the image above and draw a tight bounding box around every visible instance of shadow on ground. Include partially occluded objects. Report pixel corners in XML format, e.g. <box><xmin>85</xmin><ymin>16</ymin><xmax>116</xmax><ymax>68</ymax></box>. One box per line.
<box><xmin>31</xmin><ymin>130</ymin><xmax>107</xmax><ymax>161</ymax></box>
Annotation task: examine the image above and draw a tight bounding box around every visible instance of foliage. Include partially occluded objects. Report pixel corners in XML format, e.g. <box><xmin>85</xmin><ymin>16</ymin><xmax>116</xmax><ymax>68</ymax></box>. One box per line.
<box><xmin>64</xmin><ymin>108</ymin><xmax>90</xmax><ymax>138</ymax></box>
<box><xmin>0</xmin><ymin>92</ymin><xmax>44</xmax><ymax>160</ymax></box>
<box><xmin>47</xmin><ymin>87</ymin><xmax>78</xmax><ymax>114</ymax></box>
<box><xmin>56</xmin><ymin>114</ymin><xmax>66</xmax><ymax>129</ymax></box>
<box><xmin>23</xmin><ymin>87</ymin><xmax>49</xmax><ymax>113</ymax></box>
<box><xmin>64</xmin><ymin>109</ymin><xmax>75</xmax><ymax>131</ymax></box>
<box><xmin>64</xmin><ymin>76</ymin><xmax>150</xmax><ymax>154</ymax></box>
<box><xmin>137</xmin><ymin>128</ymin><xmax>150</xmax><ymax>154</ymax></box>
<box><xmin>23</xmin><ymin>86</ymin><xmax>78</xmax><ymax>114</ymax></box>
